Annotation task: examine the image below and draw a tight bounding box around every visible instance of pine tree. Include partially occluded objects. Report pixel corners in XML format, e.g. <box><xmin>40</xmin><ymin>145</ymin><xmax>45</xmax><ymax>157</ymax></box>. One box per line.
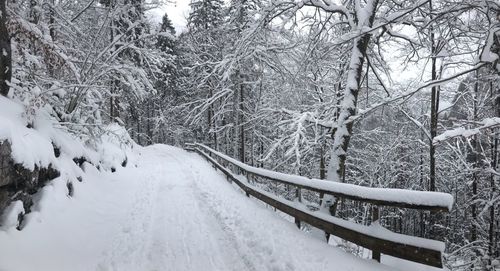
<box><xmin>187</xmin><ymin>0</ymin><xmax>224</xmax><ymax>31</ymax></box>
<box><xmin>110</xmin><ymin>0</ymin><xmax>149</xmax><ymax>123</ymax></box>
<box><xmin>181</xmin><ymin>0</ymin><xmax>225</xmax><ymax>148</ymax></box>
<box><xmin>157</xmin><ymin>13</ymin><xmax>176</xmax><ymax>53</ymax></box>
<box><xmin>227</xmin><ymin>0</ymin><xmax>258</xmax><ymax>31</ymax></box>
<box><xmin>156</xmin><ymin>13</ymin><xmax>178</xmax><ymax>99</ymax></box>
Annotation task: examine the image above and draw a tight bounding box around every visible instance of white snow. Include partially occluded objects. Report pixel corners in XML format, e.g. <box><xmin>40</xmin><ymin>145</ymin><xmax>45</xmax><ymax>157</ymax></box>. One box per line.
<box><xmin>196</xmin><ymin>144</ymin><xmax>454</xmax><ymax>211</ymax></box>
<box><xmin>0</xmin><ymin>145</ymin><xmax>409</xmax><ymax>271</ymax></box>
<box><xmin>0</xmin><ymin>96</ymin><xmax>58</xmax><ymax>171</ymax></box>
<box><xmin>0</xmin><ymin>201</ymin><xmax>24</xmax><ymax>230</ymax></box>
<box><xmin>434</xmin><ymin>117</ymin><xmax>500</xmax><ymax>144</ymax></box>
<box><xmin>96</xmin><ymin>123</ymin><xmax>136</xmax><ymax>171</ymax></box>
<box><xmin>480</xmin><ymin>27</ymin><xmax>500</xmax><ymax>63</ymax></box>
<box><xmin>0</xmin><ymin>96</ymin><xmax>133</xmax><ymax>176</ymax></box>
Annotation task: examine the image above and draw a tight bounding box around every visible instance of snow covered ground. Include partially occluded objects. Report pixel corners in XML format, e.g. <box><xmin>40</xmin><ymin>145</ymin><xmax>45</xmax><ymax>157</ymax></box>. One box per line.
<box><xmin>0</xmin><ymin>145</ymin><xmax>435</xmax><ymax>271</ymax></box>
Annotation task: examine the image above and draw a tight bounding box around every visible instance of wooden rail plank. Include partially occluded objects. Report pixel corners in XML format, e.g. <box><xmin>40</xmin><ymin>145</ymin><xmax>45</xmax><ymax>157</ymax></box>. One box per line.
<box><xmin>190</xmin><ymin>146</ymin><xmax>444</xmax><ymax>268</ymax></box>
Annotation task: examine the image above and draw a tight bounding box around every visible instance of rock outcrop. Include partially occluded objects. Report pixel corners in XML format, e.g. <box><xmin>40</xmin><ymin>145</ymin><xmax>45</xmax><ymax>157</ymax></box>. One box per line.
<box><xmin>0</xmin><ymin>141</ymin><xmax>60</xmax><ymax>228</ymax></box>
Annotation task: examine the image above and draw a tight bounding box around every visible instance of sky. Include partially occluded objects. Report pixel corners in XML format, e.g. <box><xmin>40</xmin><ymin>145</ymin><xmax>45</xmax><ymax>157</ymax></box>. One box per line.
<box><xmin>148</xmin><ymin>0</ymin><xmax>191</xmax><ymax>34</ymax></box>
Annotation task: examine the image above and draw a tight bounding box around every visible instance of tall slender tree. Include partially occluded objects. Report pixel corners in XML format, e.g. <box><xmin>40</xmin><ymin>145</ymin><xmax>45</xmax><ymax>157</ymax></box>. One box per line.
<box><xmin>0</xmin><ymin>0</ymin><xmax>11</xmax><ymax>97</ymax></box>
<box><xmin>183</xmin><ymin>0</ymin><xmax>224</xmax><ymax>147</ymax></box>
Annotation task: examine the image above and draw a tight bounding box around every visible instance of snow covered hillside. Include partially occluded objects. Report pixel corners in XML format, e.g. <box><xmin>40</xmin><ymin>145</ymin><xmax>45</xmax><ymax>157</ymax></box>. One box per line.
<box><xmin>0</xmin><ymin>145</ymin><xmax>409</xmax><ymax>271</ymax></box>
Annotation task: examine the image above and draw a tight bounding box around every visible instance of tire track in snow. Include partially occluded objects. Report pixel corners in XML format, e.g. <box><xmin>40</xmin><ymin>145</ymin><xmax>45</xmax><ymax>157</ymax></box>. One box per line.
<box><xmin>95</xmin><ymin>166</ymin><xmax>158</xmax><ymax>271</ymax></box>
<box><xmin>97</xmin><ymin>146</ymin><xmax>251</xmax><ymax>271</ymax></box>
<box><xmin>185</xmin><ymin>161</ymin><xmax>281</xmax><ymax>271</ymax></box>
<box><xmin>160</xmin><ymin>148</ymin><xmax>253</xmax><ymax>271</ymax></box>
<box><xmin>176</xmin><ymin>149</ymin><xmax>285</xmax><ymax>270</ymax></box>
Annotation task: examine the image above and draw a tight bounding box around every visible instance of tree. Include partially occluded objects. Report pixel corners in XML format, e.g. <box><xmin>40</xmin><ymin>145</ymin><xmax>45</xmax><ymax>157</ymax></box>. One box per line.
<box><xmin>0</xmin><ymin>0</ymin><xmax>11</xmax><ymax>97</ymax></box>
<box><xmin>181</xmin><ymin>0</ymin><xmax>225</xmax><ymax>147</ymax></box>
<box><xmin>225</xmin><ymin>0</ymin><xmax>259</xmax><ymax>162</ymax></box>
<box><xmin>134</xmin><ymin>12</ymin><xmax>181</xmax><ymax>145</ymax></box>
<box><xmin>188</xmin><ymin>0</ymin><xmax>224</xmax><ymax>31</ymax></box>
<box><xmin>155</xmin><ymin>13</ymin><xmax>177</xmax><ymax>96</ymax></box>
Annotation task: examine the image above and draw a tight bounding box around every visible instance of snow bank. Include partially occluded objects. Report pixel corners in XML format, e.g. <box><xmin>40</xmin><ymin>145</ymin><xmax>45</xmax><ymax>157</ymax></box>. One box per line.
<box><xmin>0</xmin><ymin>201</ymin><xmax>24</xmax><ymax>230</ymax></box>
<box><xmin>0</xmin><ymin>96</ymin><xmax>136</xmax><ymax>174</ymax></box>
<box><xmin>0</xmin><ymin>96</ymin><xmax>99</xmax><ymax>171</ymax></box>
<box><xmin>97</xmin><ymin>123</ymin><xmax>137</xmax><ymax>171</ymax></box>
<box><xmin>0</xmin><ymin>96</ymin><xmax>57</xmax><ymax>171</ymax></box>
<box><xmin>33</xmin><ymin>109</ymin><xmax>99</xmax><ymax>165</ymax></box>
<box><xmin>195</xmin><ymin>143</ymin><xmax>454</xmax><ymax>211</ymax></box>
<box><xmin>0</xmin><ymin>96</ymin><xmax>137</xmax><ymax>230</ymax></box>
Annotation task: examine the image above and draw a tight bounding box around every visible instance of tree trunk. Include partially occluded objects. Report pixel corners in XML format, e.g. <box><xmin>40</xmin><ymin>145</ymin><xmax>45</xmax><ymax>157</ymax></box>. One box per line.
<box><xmin>0</xmin><ymin>0</ymin><xmax>11</xmax><ymax>97</ymax></box>
<box><xmin>428</xmin><ymin>0</ymin><xmax>441</xmax><ymax>240</ymax></box>
<box><xmin>471</xmin><ymin>164</ymin><xmax>477</xmax><ymax>242</ymax></box>
<box><xmin>429</xmin><ymin>49</ymin><xmax>439</xmax><ymax>193</ymax></box>
<box><xmin>428</xmin><ymin>0</ymin><xmax>440</xmax><ymax>193</ymax></box>
<box><xmin>327</xmin><ymin>1</ymin><xmax>378</xmax><ymax>184</ymax></box>
<box><xmin>470</xmin><ymin>70</ymin><xmax>480</xmax><ymax>243</ymax></box>
<box><xmin>136</xmin><ymin>115</ymin><xmax>142</xmax><ymax>146</ymax></box>
<box><xmin>419</xmin><ymin>104</ymin><xmax>426</xmax><ymax>237</ymax></box>
<box><xmin>489</xmin><ymin>133</ymin><xmax>497</xmax><ymax>259</ymax></box>
<box><xmin>490</xmin><ymin>80</ymin><xmax>500</xmax><ymax>260</ymax></box>
<box><xmin>320</xmin><ymin>145</ymin><xmax>326</xmax><ymax>180</ymax></box>
<box><xmin>208</xmin><ymin>87</ymin><xmax>214</xmax><ymax>147</ymax></box>
<box><xmin>146</xmin><ymin>100</ymin><xmax>152</xmax><ymax>145</ymax></box>
<box><xmin>47</xmin><ymin>0</ymin><xmax>56</xmax><ymax>76</ymax></box>
<box><xmin>239</xmin><ymin>75</ymin><xmax>245</xmax><ymax>163</ymax></box>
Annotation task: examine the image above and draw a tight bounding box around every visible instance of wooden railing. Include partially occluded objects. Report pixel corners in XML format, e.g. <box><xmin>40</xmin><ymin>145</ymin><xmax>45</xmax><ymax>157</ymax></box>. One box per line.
<box><xmin>186</xmin><ymin>143</ymin><xmax>453</xmax><ymax>268</ymax></box>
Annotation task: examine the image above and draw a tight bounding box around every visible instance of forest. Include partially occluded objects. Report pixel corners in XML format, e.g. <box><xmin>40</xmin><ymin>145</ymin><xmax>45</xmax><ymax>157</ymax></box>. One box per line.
<box><xmin>0</xmin><ymin>0</ymin><xmax>499</xmax><ymax>270</ymax></box>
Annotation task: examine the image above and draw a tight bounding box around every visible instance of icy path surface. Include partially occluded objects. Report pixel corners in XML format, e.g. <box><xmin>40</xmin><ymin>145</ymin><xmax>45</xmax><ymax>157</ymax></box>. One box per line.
<box><xmin>0</xmin><ymin>145</ymin><xmax>399</xmax><ymax>271</ymax></box>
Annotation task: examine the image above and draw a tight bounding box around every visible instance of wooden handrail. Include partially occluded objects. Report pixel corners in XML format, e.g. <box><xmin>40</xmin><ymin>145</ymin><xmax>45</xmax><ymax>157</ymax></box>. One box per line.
<box><xmin>186</xmin><ymin>143</ymin><xmax>452</xmax><ymax>268</ymax></box>
<box><xmin>191</xmin><ymin>143</ymin><xmax>453</xmax><ymax>212</ymax></box>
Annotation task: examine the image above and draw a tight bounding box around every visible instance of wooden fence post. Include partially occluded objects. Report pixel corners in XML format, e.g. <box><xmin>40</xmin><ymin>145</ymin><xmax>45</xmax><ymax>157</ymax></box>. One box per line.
<box><xmin>208</xmin><ymin>152</ymin><xmax>216</xmax><ymax>169</ymax></box>
<box><xmin>295</xmin><ymin>187</ymin><xmax>302</xmax><ymax>228</ymax></box>
<box><xmin>247</xmin><ymin>171</ymin><xmax>253</xmax><ymax>184</ymax></box>
<box><xmin>372</xmin><ymin>205</ymin><xmax>381</xmax><ymax>262</ymax></box>
<box><xmin>243</xmin><ymin>170</ymin><xmax>250</xmax><ymax>197</ymax></box>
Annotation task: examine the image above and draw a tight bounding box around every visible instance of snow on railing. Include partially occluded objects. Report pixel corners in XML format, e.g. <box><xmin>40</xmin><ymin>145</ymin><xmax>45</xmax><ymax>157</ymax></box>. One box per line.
<box><xmin>193</xmin><ymin>143</ymin><xmax>453</xmax><ymax>212</ymax></box>
<box><xmin>186</xmin><ymin>143</ymin><xmax>453</xmax><ymax>268</ymax></box>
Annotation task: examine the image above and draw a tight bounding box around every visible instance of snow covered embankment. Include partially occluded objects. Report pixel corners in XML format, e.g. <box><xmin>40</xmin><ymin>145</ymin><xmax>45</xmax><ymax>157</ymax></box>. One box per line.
<box><xmin>0</xmin><ymin>95</ymin><xmax>133</xmax><ymax>230</ymax></box>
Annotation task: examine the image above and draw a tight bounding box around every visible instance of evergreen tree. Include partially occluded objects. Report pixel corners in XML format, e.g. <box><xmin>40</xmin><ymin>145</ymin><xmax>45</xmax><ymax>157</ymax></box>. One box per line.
<box><xmin>227</xmin><ymin>0</ymin><xmax>258</xmax><ymax>31</ymax></box>
<box><xmin>157</xmin><ymin>13</ymin><xmax>176</xmax><ymax>53</ymax></box>
<box><xmin>187</xmin><ymin>0</ymin><xmax>224</xmax><ymax>31</ymax></box>
<box><xmin>155</xmin><ymin>13</ymin><xmax>177</xmax><ymax>95</ymax></box>
<box><xmin>180</xmin><ymin>0</ymin><xmax>225</xmax><ymax>147</ymax></box>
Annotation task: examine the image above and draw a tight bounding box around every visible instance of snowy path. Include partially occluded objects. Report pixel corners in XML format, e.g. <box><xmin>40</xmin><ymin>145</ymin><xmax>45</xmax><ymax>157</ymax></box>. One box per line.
<box><xmin>0</xmin><ymin>145</ymin><xmax>399</xmax><ymax>271</ymax></box>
